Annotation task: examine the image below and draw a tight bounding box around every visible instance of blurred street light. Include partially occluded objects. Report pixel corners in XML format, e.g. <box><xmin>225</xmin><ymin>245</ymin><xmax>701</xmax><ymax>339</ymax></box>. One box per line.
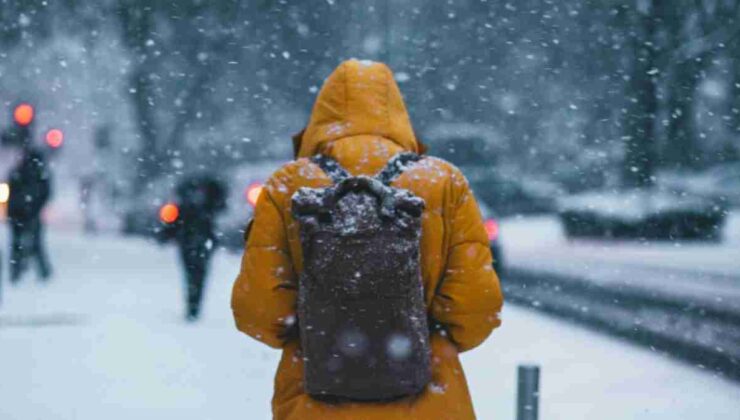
<box><xmin>45</xmin><ymin>129</ymin><xmax>64</xmax><ymax>149</ymax></box>
<box><xmin>246</xmin><ymin>182</ymin><xmax>263</xmax><ymax>207</ymax></box>
<box><xmin>13</xmin><ymin>103</ymin><xmax>34</xmax><ymax>126</ymax></box>
<box><xmin>159</xmin><ymin>203</ymin><xmax>179</xmax><ymax>224</ymax></box>
<box><xmin>484</xmin><ymin>218</ymin><xmax>500</xmax><ymax>242</ymax></box>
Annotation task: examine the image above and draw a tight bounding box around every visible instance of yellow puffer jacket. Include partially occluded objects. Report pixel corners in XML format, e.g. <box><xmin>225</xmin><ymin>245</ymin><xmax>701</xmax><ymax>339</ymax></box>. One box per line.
<box><xmin>232</xmin><ymin>59</ymin><xmax>503</xmax><ymax>419</ymax></box>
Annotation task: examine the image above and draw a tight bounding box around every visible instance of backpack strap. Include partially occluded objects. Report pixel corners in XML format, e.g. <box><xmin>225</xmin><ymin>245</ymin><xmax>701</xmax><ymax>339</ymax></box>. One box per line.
<box><xmin>375</xmin><ymin>152</ymin><xmax>422</xmax><ymax>185</ymax></box>
<box><xmin>311</xmin><ymin>154</ymin><xmax>350</xmax><ymax>184</ymax></box>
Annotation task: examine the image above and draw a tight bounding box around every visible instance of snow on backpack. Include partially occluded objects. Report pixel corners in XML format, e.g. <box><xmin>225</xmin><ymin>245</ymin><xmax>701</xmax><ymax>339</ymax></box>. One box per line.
<box><xmin>291</xmin><ymin>152</ymin><xmax>432</xmax><ymax>401</ymax></box>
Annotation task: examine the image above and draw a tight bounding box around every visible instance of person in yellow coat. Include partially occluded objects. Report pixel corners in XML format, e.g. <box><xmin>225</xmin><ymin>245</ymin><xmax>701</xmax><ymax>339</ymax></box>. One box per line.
<box><xmin>232</xmin><ymin>59</ymin><xmax>503</xmax><ymax>419</ymax></box>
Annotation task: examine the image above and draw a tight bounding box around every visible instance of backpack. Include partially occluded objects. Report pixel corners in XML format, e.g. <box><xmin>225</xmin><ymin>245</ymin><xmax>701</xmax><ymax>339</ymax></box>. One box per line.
<box><xmin>291</xmin><ymin>152</ymin><xmax>432</xmax><ymax>401</ymax></box>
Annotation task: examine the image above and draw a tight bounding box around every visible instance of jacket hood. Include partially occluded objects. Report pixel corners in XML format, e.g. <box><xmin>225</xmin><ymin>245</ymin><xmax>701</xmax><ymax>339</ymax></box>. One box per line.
<box><xmin>297</xmin><ymin>59</ymin><xmax>419</xmax><ymax>158</ymax></box>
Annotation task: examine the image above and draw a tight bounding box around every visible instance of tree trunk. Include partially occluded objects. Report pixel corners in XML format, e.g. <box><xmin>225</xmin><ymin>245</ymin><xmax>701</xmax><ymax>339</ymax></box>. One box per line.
<box><xmin>731</xmin><ymin>45</ymin><xmax>740</xmax><ymax>143</ymax></box>
<box><xmin>623</xmin><ymin>0</ymin><xmax>659</xmax><ymax>188</ymax></box>
<box><xmin>129</xmin><ymin>67</ymin><xmax>160</xmax><ymax>181</ymax></box>
<box><xmin>116</xmin><ymin>1</ymin><xmax>162</xmax><ymax>182</ymax></box>
<box><xmin>166</xmin><ymin>70</ymin><xmax>210</xmax><ymax>156</ymax></box>
<box><xmin>664</xmin><ymin>58</ymin><xmax>705</xmax><ymax>169</ymax></box>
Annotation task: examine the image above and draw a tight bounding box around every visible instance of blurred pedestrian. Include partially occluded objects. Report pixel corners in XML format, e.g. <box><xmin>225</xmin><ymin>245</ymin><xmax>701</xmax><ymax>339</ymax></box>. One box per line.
<box><xmin>6</xmin><ymin>141</ymin><xmax>53</xmax><ymax>283</ymax></box>
<box><xmin>79</xmin><ymin>174</ymin><xmax>98</xmax><ymax>234</ymax></box>
<box><xmin>160</xmin><ymin>174</ymin><xmax>227</xmax><ymax>321</ymax></box>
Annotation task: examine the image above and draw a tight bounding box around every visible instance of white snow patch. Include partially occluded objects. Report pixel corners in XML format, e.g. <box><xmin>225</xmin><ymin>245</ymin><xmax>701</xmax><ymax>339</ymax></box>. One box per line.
<box><xmin>0</xmin><ymin>227</ymin><xmax>738</xmax><ymax>419</ymax></box>
<box><xmin>387</xmin><ymin>334</ymin><xmax>412</xmax><ymax>360</ymax></box>
<box><xmin>395</xmin><ymin>72</ymin><xmax>410</xmax><ymax>83</ymax></box>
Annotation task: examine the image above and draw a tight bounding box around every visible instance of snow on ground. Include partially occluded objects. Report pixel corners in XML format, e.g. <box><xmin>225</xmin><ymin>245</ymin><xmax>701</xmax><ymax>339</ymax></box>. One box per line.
<box><xmin>1</xmin><ymin>227</ymin><xmax>739</xmax><ymax>419</ymax></box>
<box><xmin>499</xmin><ymin>211</ymin><xmax>740</xmax><ymax>309</ymax></box>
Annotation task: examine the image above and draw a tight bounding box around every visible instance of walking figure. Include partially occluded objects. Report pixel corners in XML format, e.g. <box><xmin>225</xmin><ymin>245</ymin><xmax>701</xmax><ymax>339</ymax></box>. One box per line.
<box><xmin>160</xmin><ymin>174</ymin><xmax>227</xmax><ymax>321</ymax></box>
<box><xmin>7</xmin><ymin>144</ymin><xmax>53</xmax><ymax>283</ymax></box>
<box><xmin>231</xmin><ymin>60</ymin><xmax>503</xmax><ymax>419</ymax></box>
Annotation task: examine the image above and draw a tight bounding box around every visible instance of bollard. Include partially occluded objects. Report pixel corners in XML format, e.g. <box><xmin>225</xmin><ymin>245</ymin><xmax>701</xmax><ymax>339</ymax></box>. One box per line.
<box><xmin>516</xmin><ymin>365</ymin><xmax>540</xmax><ymax>420</ymax></box>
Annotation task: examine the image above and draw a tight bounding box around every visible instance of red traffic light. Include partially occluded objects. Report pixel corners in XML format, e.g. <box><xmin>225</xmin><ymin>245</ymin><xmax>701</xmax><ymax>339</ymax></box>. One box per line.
<box><xmin>13</xmin><ymin>103</ymin><xmax>34</xmax><ymax>126</ymax></box>
<box><xmin>246</xmin><ymin>182</ymin><xmax>264</xmax><ymax>207</ymax></box>
<box><xmin>159</xmin><ymin>203</ymin><xmax>180</xmax><ymax>224</ymax></box>
<box><xmin>46</xmin><ymin>129</ymin><xmax>64</xmax><ymax>148</ymax></box>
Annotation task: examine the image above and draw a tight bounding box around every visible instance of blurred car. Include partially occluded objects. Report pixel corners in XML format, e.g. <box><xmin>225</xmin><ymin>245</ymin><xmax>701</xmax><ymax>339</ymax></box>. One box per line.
<box><xmin>558</xmin><ymin>188</ymin><xmax>726</xmax><ymax>241</ymax></box>
<box><xmin>424</xmin><ymin>122</ymin><xmax>561</xmax><ymax>216</ymax></box>
<box><xmin>121</xmin><ymin>174</ymin><xmax>180</xmax><ymax>237</ymax></box>
<box><xmin>478</xmin><ymin>202</ymin><xmax>505</xmax><ymax>273</ymax></box>
<box><xmin>120</xmin><ymin>160</ymin><xmax>284</xmax><ymax>251</ymax></box>
<box><xmin>657</xmin><ymin>163</ymin><xmax>740</xmax><ymax>208</ymax></box>
<box><xmin>481</xmin><ymin>172</ymin><xmax>561</xmax><ymax>216</ymax></box>
<box><xmin>120</xmin><ymin>158</ymin><xmax>506</xmax><ymax>270</ymax></box>
<box><xmin>216</xmin><ymin>161</ymin><xmax>283</xmax><ymax>252</ymax></box>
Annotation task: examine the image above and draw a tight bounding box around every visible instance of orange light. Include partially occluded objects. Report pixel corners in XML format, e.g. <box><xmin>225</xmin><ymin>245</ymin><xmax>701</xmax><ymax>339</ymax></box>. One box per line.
<box><xmin>246</xmin><ymin>182</ymin><xmax>264</xmax><ymax>207</ymax></box>
<box><xmin>484</xmin><ymin>219</ymin><xmax>499</xmax><ymax>242</ymax></box>
<box><xmin>13</xmin><ymin>103</ymin><xmax>34</xmax><ymax>126</ymax></box>
<box><xmin>46</xmin><ymin>129</ymin><xmax>64</xmax><ymax>148</ymax></box>
<box><xmin>159</xmin><ymin>203</ymin><xmax>180</xmax><ymax>224</ymax></box>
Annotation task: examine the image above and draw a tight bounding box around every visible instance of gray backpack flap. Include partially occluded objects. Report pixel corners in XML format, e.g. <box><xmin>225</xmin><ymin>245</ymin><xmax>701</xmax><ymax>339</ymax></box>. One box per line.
<box><xmin>291</xmin><ymin>153</ymin><xmax>432</xmax><ymax>401</ymax></box>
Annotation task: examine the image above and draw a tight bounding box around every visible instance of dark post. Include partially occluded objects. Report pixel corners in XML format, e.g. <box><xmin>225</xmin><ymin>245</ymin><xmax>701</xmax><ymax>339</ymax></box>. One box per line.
<box><xmin>516</xmin><ymin>365</ymin><xmax>540</xmax><ymax>420</ymax></box>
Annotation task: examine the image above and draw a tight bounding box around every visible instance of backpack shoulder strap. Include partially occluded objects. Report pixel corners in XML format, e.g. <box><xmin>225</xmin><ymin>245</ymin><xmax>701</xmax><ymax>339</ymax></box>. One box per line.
<box><xmin>311</xmin><ymin>154</ymin><xmax>350</xmax><ymax>184</ymax></box>
<box><xmin>375</xmin><ymin>152</ymin><xmax>422</xmax><ymax>185</ymax></box>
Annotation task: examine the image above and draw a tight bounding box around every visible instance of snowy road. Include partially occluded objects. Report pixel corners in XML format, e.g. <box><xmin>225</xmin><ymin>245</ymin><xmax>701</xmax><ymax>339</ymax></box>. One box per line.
<box><xmin>499</xmin><ymin>211</ymin><xmax>740</xmax><ymax>308</ymax></box>
<box><xmin>498</xmin><ymin>211</ymin><xmax>740</xmax><ymax>382</ymax></box>
<box><xmin>1</xmin><ymin>228</ymin><xmax>739</xmax><ymax>419</ymax></box>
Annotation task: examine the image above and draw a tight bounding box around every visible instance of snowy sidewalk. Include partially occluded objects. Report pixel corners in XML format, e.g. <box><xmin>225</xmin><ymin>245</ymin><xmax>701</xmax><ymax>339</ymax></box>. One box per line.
<box><xmin>0</xmin><ymin>229</ymin><xmax>739</xmax><ymax>419</ymax></box>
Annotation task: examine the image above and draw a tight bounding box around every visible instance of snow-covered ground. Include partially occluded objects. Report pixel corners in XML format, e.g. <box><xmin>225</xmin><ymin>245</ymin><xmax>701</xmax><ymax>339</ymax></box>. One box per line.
<box><xmin>499</xmin><ymin>211</ymin><xmax>740</xmax><ymax>311</ymax></box>
<box><xmin>1</xmin><ymin>228</ymin><xmax>739</xmax><ymax>419</ymax></box>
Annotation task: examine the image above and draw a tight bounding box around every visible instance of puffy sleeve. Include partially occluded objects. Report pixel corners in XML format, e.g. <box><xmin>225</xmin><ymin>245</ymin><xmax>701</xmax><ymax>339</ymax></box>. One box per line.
<box><xmin>430</xmin><ymin>168</ymin><xmax>504</xmax><ymax>352</ymax></box>
<box><xmin>231</xmin><ymin>169</ymin><xmax>297</xmax><ymax>349</ymax></box>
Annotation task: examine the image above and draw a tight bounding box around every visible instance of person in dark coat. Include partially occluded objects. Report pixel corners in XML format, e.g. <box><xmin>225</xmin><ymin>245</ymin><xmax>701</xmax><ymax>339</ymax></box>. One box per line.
<box><xmin>6</xmin><ymin>145</ymin><xmax>53</xmax><ymax>283</ymax></box>
<box><xmin>161</xmin><ymin>174</ymin><xmax>227</xmax><ymax>321</ymax></box>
